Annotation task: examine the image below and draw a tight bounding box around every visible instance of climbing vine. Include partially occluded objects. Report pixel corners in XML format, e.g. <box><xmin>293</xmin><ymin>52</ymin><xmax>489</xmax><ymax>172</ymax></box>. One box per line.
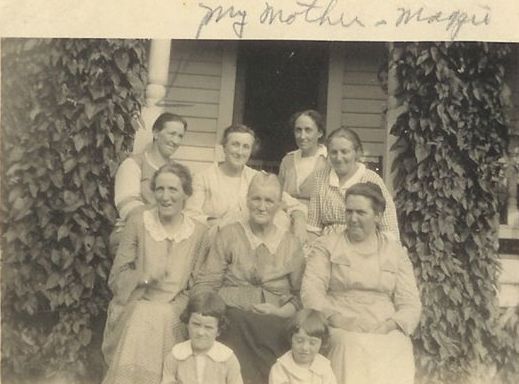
<box><xmin>387</xmin><ymin>42</ymin><xmax>513</xmax><ymax>383</ymax></box>
<box><xmin>1</xmin><ymin>38</ymin><xmax>147</xmax><ymax>382</ymax></box>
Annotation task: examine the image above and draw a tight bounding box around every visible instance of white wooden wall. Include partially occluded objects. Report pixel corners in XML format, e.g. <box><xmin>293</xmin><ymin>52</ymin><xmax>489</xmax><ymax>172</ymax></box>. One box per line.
<box><xmin>164</xmin><ymin>41</ymin><xmax>229</xmax><ymax>174</ymax></box>
<box><xmin>340</xmin><ymin>43</ymin><xmax>387</xmax><ymax>158</ymax></box>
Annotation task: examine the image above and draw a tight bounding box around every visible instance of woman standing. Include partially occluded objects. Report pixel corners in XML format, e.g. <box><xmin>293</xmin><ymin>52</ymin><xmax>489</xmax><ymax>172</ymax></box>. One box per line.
<box><xmin>193</xmin><ymin>173</ymin><xmax>305</xmax><ymax>384</ymax></box>
<box><xmin>185</xmin><ymin>124</ymin><xmax>307</xmax><ymax>242</ymax></box>
<box><xmin>278</xmin><ymin>110</ymin><xmax>328</xmax><ymax>207</ymax></box>
<box><xmin>308</xmin><ymin>127</ymin><xmax>399</xmax><ymax>239</ymax></box>
<box><xmin>302</xmin><ymin>182</ymin><xmax>421</xmax><ymax>384</ymax></box>
<box><xmin>102</xmin><ymin>162</ymin><xmax>207</xmax><ymax>384</ymax></box>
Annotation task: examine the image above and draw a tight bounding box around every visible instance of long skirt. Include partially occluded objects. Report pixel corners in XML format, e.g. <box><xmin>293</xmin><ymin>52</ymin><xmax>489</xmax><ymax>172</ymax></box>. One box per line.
<box><xmin>102</xmin><ymin>299</ymin><xmax>188</xmax><ymax>384</ymax></box>
<box><xmin>219</xmin><ymin>307</ymin><xmax>291</xmax><ymax>384</ymax></box>
<box><xmin>328</xmin><ymin>328</ymin><xmax>415</xmax><ymax>384</ymax></box>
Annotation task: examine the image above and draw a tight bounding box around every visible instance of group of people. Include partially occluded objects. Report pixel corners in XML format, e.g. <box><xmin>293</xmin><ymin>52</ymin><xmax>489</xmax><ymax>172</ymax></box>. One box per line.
<box><xmin>102</xmin><ymin>110</ymin><xmax>422</xmax><ymax>384</ymax></box>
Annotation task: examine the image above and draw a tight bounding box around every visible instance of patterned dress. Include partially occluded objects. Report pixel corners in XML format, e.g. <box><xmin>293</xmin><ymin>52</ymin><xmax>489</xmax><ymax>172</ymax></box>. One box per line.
<box><xmin>301</xmin><ymin>231</ymin><xmax>421</xmax><ymax>384</ymax></box>
<box><xmin>307</xmin><ymin>163</ymin><xmax>400</xmax><ymax>239</ymax></box>
<box><xmin>102</xmin><ymin>209</ymin><xmax>208</xmax><ymax>384</ymax></box>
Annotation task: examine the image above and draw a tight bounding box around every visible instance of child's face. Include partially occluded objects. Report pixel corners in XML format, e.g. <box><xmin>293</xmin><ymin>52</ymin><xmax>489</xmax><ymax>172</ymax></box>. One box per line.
<box><xmin>188</xmin><ymin>313</ymin><xmax>219</xmax><ymax>354</ymax></box>
<box><xmin>291</xmin><ymin>328</ymin><xmax>322</xmax><ymax>366</ymax></box>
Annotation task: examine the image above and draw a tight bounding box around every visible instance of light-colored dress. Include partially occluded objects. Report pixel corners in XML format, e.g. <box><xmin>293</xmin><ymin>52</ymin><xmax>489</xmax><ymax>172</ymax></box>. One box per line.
<box><xmin>184</xmin><ymin>163</ymin><xmax>307</xmax><ymax>233</ymax></box>
<box><xmin>193</xmin><ymin>220</ymin><xmax>305</xmax><ymax>384</ymax></box>
<box><xmin>161</xmin><ymin>340</ymin><xmax>243</xmax><ymax>384</ymax></box>
<box><xmin>278</xmin><ymin>145</ymin><xmax>328</xmax><ymax>207</ymax></box>
<box><xmin>301</xmin><ymin>231</ymin><xmax>421</xmax><ymax>384</ymax></box>
<box><xmin>114</xmin><ymin>145</ymin><xmax>160</xmax><ymax>222</ymax></box>
<box><xmin>102</xmin><ymin>209</ymin><xmax>208</xmax><ymax>384</ymax></box>
<box><xmin>307</xmin><ymin>163</ymin><xmax>400</xmax><ymax>239</ymax></box>
<box><xmin>269</xmin><ymin>351</ymin><xmax>337</xmax><ymax>384</ymax></box>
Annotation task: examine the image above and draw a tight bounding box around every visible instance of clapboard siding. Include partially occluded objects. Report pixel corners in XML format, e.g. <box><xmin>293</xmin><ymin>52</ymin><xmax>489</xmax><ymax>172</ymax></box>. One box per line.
<box><xmin>184</xmin><ymin>117</ymin><xmax>218</xmax><ymax>133</ymax></box>
<box><xmin>169</xmin><ymin>73</ymin><xmax>222</xmax><ymax>90</ymax></box>
<box><xmin>165</xmin><ymin>41</ymin><xmax>226</xmax><ymax>172</ymax></box>
<box><xmin>343</xmin><ymin>99</ymin><xmax>386</xmax><ymax>114</ymax></box>
<box><xmin>166</xmin><ymin>87</ymin><xmax>220</xmax><ymax>104</ymax></box>
<box><xmin>340</xmin><ymin>43</ymin><xmax>387</xmax><ymax>158</ymax></box>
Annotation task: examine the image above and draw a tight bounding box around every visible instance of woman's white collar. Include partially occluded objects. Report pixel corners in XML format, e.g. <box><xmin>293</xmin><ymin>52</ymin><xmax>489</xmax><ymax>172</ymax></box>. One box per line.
<box><xmin>143</xmin><ymin>209</ymin><xmax>195</xmax><ymax>242</ymax></box>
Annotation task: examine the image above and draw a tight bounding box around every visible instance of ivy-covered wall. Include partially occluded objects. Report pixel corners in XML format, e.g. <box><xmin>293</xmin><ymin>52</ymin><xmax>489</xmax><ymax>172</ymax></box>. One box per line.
<box><xmin>1</xmin><ymin>38</ymin><xmax>147</xmax><ymax>383</ymax></box>
<box><xmin>388</xmin><ymin>42</ymin><xmax>518</xmax><ymax>384</ymax></box>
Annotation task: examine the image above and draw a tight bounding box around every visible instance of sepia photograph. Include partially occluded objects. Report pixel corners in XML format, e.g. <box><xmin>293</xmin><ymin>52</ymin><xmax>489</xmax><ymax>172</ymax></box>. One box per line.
<box><xmin>1</xmin><ymin>1</ymin><xmax>519</xmax><ymax>384</ymax></box>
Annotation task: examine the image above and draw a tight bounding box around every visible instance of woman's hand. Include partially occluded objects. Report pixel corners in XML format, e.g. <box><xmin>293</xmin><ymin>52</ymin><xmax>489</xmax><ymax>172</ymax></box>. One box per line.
<box><xmin>251</xmin><ymin>303</ymin><xmax>279</xmax><ymax>316</ymax></box>
<box><xmin>251</xmin><ymin>302</ymin><xmax>296</xmax><ymax>318</ymax></box>
<box><xmin>372</xmin><ymin>319</ymin><xmax>398</xmax><ymax>334</ymax></box>
<box><xmin>138</xmin><ymin>273</ymin><xmax>163</xmax><ymax>288</ymax></box>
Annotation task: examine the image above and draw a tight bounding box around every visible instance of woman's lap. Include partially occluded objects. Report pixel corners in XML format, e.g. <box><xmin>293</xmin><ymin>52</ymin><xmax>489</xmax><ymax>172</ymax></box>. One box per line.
<box><xmin>328</xmin><ymin>328</ymin><xmax>415</xmax><ymax>384</ymax></box>
<box><xmin>220</xmin><ymin>307</ymin><xmax>290</xmax><ymax>384</ymax></box>
<box><xmin>102</xmin><ymin>299</ymin><xmax>187</xmax><ymax>384</ymax></box>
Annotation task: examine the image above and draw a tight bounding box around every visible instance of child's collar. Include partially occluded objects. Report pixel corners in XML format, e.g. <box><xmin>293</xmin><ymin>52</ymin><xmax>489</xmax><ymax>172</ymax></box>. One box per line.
<box><xmin>278</xmin><ymin>351</ymin><xmax>331</xmax><ymax>378</ymax></box>
<box><xmin>171</xmin><ymin>340</ymin><xmax>233</xmax><ymax>362</ymax></box>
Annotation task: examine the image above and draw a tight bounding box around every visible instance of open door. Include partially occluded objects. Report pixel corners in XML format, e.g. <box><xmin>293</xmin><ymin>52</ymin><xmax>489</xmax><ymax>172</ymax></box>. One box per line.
<box><xmin>233</xmin><ymin>41</ymin><xmax>329</xmax><ymax>171</ymax></box>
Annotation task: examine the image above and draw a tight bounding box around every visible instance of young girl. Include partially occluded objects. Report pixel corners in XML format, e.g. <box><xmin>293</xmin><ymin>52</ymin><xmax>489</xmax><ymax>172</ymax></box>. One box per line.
<box><xmin>161</xmin><ymin>292</ymin><xmax>243</xmax><ymax>384</ymax></box>
<box><xmin>269</xmin><ymin>309</ymin><xmax>337</xmax><ymax>384</ymax></box>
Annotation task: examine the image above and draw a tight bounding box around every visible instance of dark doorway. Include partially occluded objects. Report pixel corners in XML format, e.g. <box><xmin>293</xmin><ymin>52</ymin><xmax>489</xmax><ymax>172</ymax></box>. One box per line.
<box><xmin>234</xmin><ymin>41</ymin><xmax>329</xmax><ymax>169</ymax></box>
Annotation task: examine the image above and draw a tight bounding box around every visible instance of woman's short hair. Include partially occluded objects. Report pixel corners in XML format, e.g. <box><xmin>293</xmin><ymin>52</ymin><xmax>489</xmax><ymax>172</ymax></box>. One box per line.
<box><xmin>150</xmin><ymin>161</ymin><xmax>193</xmax><ymax>196</ymax></box>
<box><xmin>326</xmin><ymin>127</ymin><xmax>363</xmax><ymax>155</ymax></box>
<box><xmin>287</xmin><ymin>309</ymin><xmax>330</xmax><ymax>347</ymax></box>
<box><xmin>289</xmin><ymin>109</ymin><xmax>326</xmax><ymax>140</ymax></box>
<box><xmin>180</xmin><ymin>291</ymin><xmax>229</xmax><ymax>333</ymax></box>
<box><xmin>247</xmin><ymin>172</ymin><xmax>282</xmax><ymax>200</ymax></box>
<box><xmin>345</xmin><ymin>182</ymin><xmax>386</xmax><ymax>215</ymax></box>
<box><xmin>152</xmin><ymin>112</ymin><xmax>188</xmax><ymax>133</ymax></box>
<box><xmin>221</xmin><ymin>124</ymin><xmax>257</xmax><ymax>148</ymax></box>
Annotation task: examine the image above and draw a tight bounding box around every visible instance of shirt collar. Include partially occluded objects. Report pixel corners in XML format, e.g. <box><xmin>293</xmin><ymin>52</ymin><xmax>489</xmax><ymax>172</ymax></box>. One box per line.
<box><xmin>171</xmin><ymin>340</ymin><xmax>233</xmax><ymax>362</ymax></box>
<box><xmin>294</xmin><ymin>145</ymin><xmax>327</xmax><ymax>162</ymax></box>
<box><xmin>143</xmin><ymin>208</ymin><xmax>195</xmax><ymax>242</ymax></box>
<box><xmin>328</xmin><ymin>163</ymin><xmax>366</xmax><ymax>191</ymax></box>
<box><xmin>278</xmin><ymin>351</ymin><xmax>332</xmax><ymax>378</ymax></box>
<box><xmin>239</xmin><ymin>218</ymin><xmax>285</xmax><ymax>254</ymax></box>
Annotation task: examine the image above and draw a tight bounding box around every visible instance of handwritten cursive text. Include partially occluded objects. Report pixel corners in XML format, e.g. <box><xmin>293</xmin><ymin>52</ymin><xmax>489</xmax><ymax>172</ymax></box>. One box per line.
<box><xmin>196</xmin><ymin>2</ymin><xmax>247</xmax><ymax>38</ymax></box>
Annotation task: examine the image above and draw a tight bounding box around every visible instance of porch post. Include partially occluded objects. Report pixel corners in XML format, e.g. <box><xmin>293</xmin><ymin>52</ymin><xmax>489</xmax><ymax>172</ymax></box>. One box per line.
<box><xmin>133</xmin><ymin>39</ymin><xmax>172</xmax><ymax>153</ymax></box>
<box><xmin>384</xmin><ymin>43</ymin><xmax>407</xmax><ymax>193</ymax></box>
<box><xmin>326</xmin><ymin>42</ymin><xmax>345</xmax><ymax>135</ymax></box>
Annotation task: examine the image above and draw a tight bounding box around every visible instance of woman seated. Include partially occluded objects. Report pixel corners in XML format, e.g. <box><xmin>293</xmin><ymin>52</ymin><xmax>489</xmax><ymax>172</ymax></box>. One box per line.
<box><xmin>278</xmin><ymin>109</ymin><xmax>328</xmax><ymax>207</ymax></box>
<box><xmin>102</xmin><ymin>162</ymin><xmax>208</xmax><ymax>384</ymax></box>
<box><xmin>184</xmin><ymin>124</ymin><xmax>307</xmax><ymax>243</ymax></box>
<box><xmin>302</xmin><ymin>182</ymin><xmax>421</xmax><ymax>384</ymax></box>
<box><xmin>111</xmin><ymin>113</ymin><xmax>188</xmax><ymax>251</ymax></box>
<box><xmin>308</xmin><ymin>127</ymin><xmax>399</xmax><ymax>239</ymax></box>
<box><xmin>193</xmin><ymin>173</ymin><xmax>305</xmax><ymax>384</ymax></box>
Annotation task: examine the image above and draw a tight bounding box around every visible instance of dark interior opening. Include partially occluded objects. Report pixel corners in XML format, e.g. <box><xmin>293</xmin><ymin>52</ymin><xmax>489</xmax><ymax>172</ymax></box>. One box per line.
<box><xmin>234</xmin><ymin>41</ymin><xmax>329</xmax><ymax>170</ymax></box>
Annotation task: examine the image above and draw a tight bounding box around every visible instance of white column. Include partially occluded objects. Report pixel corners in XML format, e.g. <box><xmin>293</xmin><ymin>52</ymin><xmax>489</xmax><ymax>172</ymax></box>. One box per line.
<box><xmin>133</xmin><ymin>39</ymin><xmax>172</xmax><ymax>154</ymax></box>
<box><xmin>326</xmin><ymin>42</ymin><xmax>345</xmax><ymax>135</ymax></box>
<box><xmin>384</xmin><ymin>43</ymin><xmax>408</xmax><ymax>193</ymax></box>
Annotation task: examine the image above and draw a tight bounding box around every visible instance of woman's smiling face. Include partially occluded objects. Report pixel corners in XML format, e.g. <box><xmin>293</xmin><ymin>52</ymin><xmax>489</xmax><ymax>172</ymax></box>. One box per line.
<box><xmin>327</xmin><ymin>136</ymin><xmax>358</xmax><ymax>177</ymax></box>
<box><xmin>154</xmin><ymin>121</ymin><xmax>186</xmax><ymax>159</ymax></box>
<box><xmin>223</xmin><ymin>132</ymin><xmax>255</xmax><ymax>170</ymax></box>
<box><xmin>153</xmin><ymin>172</ymin><xmax>187</xmax><ymax>220</ymax></box>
